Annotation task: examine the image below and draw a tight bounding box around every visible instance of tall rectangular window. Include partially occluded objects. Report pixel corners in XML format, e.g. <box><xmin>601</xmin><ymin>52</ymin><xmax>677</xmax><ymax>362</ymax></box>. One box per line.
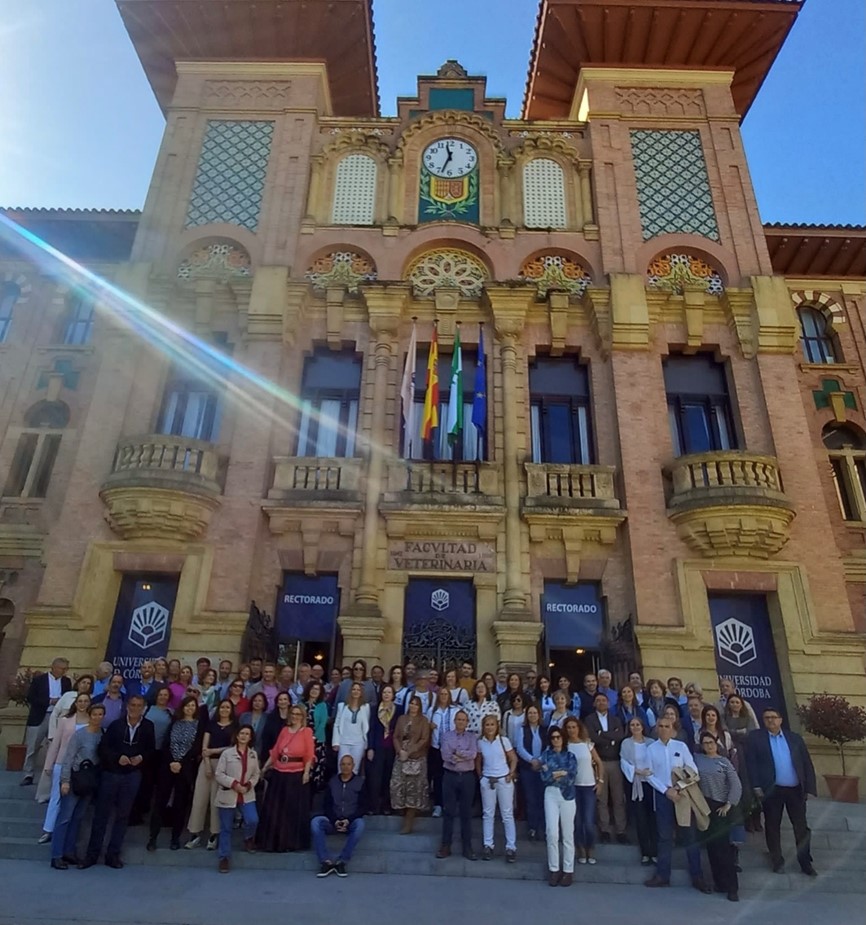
<box><xmin>0</xmin><ymin>283</ymin><xmax>20</xmax><ymax>343</ymax></box>
<box><xmin>529</xmin><ymin>356</ymin><xmax>593</xmax><ymax>464</ymax></box>
<box><xmin>2</xmin><ymin>432</ymin><xmax>62</xmax><ymax>498</ymax></box>
<box><xmin>664</xmin><ymin>354</ymin><xmax>737</xmax><ymax>457</ymax></box>
<box><xmin>296</xmin><ymin>350</ymin><xmax>362</xmax><ymax>458</ymax></box>
<box><xmin>405</xmin><ymin>350</ymin><xmax>481</xmax><ymax>461</ymax></box>
<box><xmin>159</xmin><ymin>383</ymin><xmax>221</xmax><ymax>442</ymax></box>
<box><xmin>63</xmin><ymin>295</ymin><xmax>94</xmax><ymax>345</ymax></box>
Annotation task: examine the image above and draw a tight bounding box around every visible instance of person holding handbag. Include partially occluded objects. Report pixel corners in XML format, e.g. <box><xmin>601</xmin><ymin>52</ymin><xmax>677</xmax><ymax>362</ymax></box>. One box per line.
<box><xmin>390</xmin><ymin>696</ymin><xmax>431</xmax><ymax>834</ymax></box>
<box><xmin>50</xmin><ymin>703</ymin><xmax>105</xmax><ymax>869</ymax></box>
<box><xmin>476</xmin><ymin>714</ymin><xmax>518</xmax><ymax>863</ymax></box>
<box><xmin>214</xmin><ymin>724</ymin><xmax>261</xmax><ymax>873</ymax></box>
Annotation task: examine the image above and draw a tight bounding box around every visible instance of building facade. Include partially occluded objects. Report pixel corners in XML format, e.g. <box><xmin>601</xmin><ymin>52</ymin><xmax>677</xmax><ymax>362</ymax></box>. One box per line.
<box><xmin>0</xmin><ymin>0</ymin><xmax>864</xmax><ymax>778</ymax></box>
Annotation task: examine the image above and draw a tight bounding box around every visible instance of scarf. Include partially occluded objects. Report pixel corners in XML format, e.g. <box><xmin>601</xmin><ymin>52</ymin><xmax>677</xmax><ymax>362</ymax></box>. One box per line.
<box><xmin>378</xmin><ymin>702</ymin><xmax>395</xmax><ymax>727</ymax></box>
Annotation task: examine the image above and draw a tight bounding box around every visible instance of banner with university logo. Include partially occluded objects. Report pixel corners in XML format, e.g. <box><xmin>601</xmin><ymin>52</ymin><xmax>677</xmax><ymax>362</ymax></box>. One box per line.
<box><xmin>542</xmin><ymin>581</ymin><xmax>604</xmax><ymax>649</ymax></box>
<box><xmin>105</xmin><ymin>575</ymin><xmax>178</xmax><ymax>680</ymax></box>
<box><xmin>403</xmin><ymin>578</ymin><xmax>476</xmax><ymax>669</ymax></box>
<box><xmin>276</xmin><ymin>574</ymin><xmax>340</xmax><ymax>643</ymax></box>
<box><xmin>708</xmin><ymin>593</ymin><xmax>787</xmax><ymax>721</ymax></box>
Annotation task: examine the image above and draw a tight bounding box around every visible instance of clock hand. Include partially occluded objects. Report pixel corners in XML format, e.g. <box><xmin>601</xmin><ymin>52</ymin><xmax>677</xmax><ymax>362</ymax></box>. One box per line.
<box><xmin>441</xmin><ymin>143</ymin><xmax>453</xmax><ymax>171</ymax></box>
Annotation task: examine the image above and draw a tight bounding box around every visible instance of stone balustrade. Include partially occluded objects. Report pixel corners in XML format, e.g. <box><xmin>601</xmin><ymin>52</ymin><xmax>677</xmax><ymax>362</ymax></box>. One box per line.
<box><xmin>269</xmin><ymin>457</ymin><xmax>363</xmax><ymax>497</ymax></box>
<box><xmin>105</xmin><ymin>435</ymin><xmax>223</xmax><ymax>494</ymax></box>
<box><xmin>385</xmin><ymin>460</ymin><xmax>502</xmax><ymax>499</ymax></box>
<box><xmin>524</xmin><ymin>463</ymin><xmax>621</xmax><ymax>510</ymax></box>
<box><xmin>667</xmin><ymin>451</ymin><xmax>786</xmax><ymax>509</ymax></box>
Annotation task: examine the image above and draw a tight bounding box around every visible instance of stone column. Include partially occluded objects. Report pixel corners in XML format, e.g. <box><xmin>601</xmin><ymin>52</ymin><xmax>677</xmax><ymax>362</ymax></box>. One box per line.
<box><xmin>387</xmin><ymin>154</ymin><xmax>404</xmax><ymax>222</ymax></box>
<box><xmin>485</xmin><ymin>287</ymin><xmax>541</xmax><ymax>667</ymax></box>
<box><xmin>578</xmin><ymin>161</ymin><xmax>595</xmax><ymax>230</ymax></box>
<box><xmin>338</xmin><ymin>285</ymin><xmax>407</xmax><ymax>661</ymax></box>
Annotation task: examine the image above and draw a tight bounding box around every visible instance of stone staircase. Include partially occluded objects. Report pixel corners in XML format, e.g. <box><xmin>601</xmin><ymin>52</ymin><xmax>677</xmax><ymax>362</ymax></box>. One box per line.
<box><xmin>0</xmin><ymin>773</ymin><xmax>863</xmax><ymax>892</ymax></box>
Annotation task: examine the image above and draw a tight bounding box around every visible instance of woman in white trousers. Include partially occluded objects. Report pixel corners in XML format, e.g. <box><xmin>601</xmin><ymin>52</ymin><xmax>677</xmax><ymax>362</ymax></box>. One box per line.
<box><xmin>475</xmin><ymin>715</ymin><xmax>518</xmax><ymax>862</ymax></box>
<box><xmin>539</xmin><ymin>727</ymin><xmax>578</xmax><ymax>886</ymax></box>
<box><xmin>332</xmin><ymin>682</ymin><xmax>370</xmax><ymax>772</ymax></box>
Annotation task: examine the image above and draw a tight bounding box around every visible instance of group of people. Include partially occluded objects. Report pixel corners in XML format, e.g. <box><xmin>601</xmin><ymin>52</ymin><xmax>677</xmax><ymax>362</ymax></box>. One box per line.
<box><xmin>20</xmin><ymin>655</ymin><xmax>818</xmax><ymax>894</ymax></box>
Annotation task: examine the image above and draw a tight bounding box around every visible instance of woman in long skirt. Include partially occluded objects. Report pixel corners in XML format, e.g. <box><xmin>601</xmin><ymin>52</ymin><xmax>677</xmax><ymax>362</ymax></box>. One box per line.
<box><xmin>390</xmin><ymin>696</ymin><xmax>431</xmax><ymax>834</ymax></box>
<box><xmin>257</xmin><ymin>705</ymin><xmax>315</xmax><ymax>852</ymax></box>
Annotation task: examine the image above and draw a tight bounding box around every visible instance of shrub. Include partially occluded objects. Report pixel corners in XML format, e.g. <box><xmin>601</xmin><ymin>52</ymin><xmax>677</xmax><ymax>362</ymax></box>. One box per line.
<box><xmin>5</xmin><ymin>668</ymin><xmax>41</xmax><ymax>707</ymax></box>
<box><xmin>798</xmin><ymin>693</ymin><xmax>866</xmax><ymax>776</ymax></box>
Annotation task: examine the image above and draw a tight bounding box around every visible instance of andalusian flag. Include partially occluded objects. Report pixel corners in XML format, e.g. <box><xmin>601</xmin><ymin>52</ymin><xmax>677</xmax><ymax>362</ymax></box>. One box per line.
<box><xmin>421</xmin><ymin>324</ymin><xmax>439</xmax><ymax>441</ymax></box>
<box><xmin>446</xmin><ymin>326</ymin><xmax>464</xmax><ymax>446</ymax></box>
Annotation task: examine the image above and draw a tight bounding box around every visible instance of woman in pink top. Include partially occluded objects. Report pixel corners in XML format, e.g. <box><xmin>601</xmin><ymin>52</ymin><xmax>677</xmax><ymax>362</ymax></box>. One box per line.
<box><xmin>257</xmin><ymin>705</ymin><xmax>315</xmax><ymax>852</ymax></box>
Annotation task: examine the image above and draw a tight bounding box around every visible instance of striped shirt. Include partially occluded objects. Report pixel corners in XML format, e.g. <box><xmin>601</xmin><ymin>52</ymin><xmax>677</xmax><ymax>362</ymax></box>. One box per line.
<box><xmin>694</xmin><ymin>754</ymin><xmax>742</xmax><ymax>805</ymax></box>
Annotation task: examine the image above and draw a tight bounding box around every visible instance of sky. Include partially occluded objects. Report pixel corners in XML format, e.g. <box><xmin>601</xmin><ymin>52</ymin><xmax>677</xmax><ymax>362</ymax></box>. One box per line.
<box><xmin>0</xmin><ymin>0</ymin><xmax>862</xmax><ymax>225</ymax></box>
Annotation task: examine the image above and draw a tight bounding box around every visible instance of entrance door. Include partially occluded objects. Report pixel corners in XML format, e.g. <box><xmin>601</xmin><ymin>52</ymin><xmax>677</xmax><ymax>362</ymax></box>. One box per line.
<box><xmin>548</xmin><ymin>648</ymin><xmax>598</xmax><ymax>688</ymax></box>
<box><xmin>403</xmin><ymin>578</ymin><xmax>475</xmax><ymax>672</ymax></box>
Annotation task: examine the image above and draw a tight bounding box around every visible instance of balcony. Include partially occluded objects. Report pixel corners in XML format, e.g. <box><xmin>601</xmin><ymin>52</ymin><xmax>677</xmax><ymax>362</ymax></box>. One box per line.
<box><xmin>262</xmin><ymin>457</ymin><xmax>364</xmax><ymax>538</ymax></box>
<box><xmin>382</xmin><ymin>460</ymin><xmax>503</xmax><ymax>504</ymax></box>
<box><xmin>99</xmin><ymin>435</ymin><xmax>224</xmax><ymax>541</ymax></box>
<box><xmin>524</xmin><ymin>463</ymin><xmax>622</xmax><ymax>512</ymax></box>
<box><xmin>267</xmin><ymin>457</ymin><xmax>363</xmax><ymax>502</ymax></box>
<box><xmin>665</xmin><ymin>451</ymin><xmax>795</xmax><ymax>558</ymax></box>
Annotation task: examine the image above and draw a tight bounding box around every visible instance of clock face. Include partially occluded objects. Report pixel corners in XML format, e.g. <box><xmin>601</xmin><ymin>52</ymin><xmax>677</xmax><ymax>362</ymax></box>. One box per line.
<box><xmin>422</xmin><ymin>138</ymin><xmax>478</xmax><ymax>179</ymax></box>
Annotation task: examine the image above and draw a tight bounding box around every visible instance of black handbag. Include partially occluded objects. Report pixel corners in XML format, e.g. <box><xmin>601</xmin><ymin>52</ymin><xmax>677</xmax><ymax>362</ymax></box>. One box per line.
<box><xmin>70</xmin><ymin>760</ymin><xmax>99</xmax><ymax>797</ymax></box>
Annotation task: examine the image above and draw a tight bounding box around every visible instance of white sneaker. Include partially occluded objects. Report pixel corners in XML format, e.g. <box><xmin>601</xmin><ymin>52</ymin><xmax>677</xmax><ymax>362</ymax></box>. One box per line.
<box><xmin>206</xmin><ymin>835</ymin><xmax>218</xmax><ymax>851</ymax></box>
<box><xmin>432</xmin><ymin>806</ymin><xmax>442</xmax><ymax>818</ymax></box>
<box><xmin>577</xmin><ymin>857</ymin><xmax>587</xmax><ymax>865</ymax></box>
<box><xmin>184</xmin><ymin>834</ymin><xmax>201</xmax><ymax>850</ymax></box>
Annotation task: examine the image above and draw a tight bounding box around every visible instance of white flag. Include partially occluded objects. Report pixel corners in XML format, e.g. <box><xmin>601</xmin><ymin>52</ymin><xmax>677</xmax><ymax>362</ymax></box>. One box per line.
<box><xmin>400</xmin><ymin>322</ymin><xmax>418</xmax><ymax>457</ymax></box>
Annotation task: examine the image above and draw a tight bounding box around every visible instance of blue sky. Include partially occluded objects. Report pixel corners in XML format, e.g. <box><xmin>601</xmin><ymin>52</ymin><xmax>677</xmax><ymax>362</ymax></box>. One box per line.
<box><xmin>0</xmin><ymin>0</ymin><xmax>862</xmax><ymax>224</ymax></box>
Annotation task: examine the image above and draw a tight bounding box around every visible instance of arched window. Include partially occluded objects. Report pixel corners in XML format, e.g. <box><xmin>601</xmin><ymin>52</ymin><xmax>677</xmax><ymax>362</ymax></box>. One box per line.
<box><xmin>2</xmin><ymin>402</ymin><xmax>68</xmax><ymax>499</ymax></box>
<box><xmin>823</xmin><ymin>424</ymin><xmax>866</xmax><ymax>522</ymax></box>
<box><xmin>799</xmin><ymin>307</ymin><xmax>839</xmax><ymax>364</ymax></box>
<box><xmin>0</xmin><ymin>282</ymin><xmax>20</xmax><ymax>343</ymax></box>
<box><xmin>523</xmin><ymin>158</ymin><xmax>567</xmax><ymax>229</ymax></box>
<box><xmin>332</xmin><ymin>154</ymin><xmax>377</xmax><ymax>225</ymax></box>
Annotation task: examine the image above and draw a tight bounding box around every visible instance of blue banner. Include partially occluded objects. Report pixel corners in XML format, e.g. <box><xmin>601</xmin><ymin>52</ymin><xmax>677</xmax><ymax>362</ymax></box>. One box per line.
<box><xmin>277</xmin><ymin>574</ymin><xmax>340</xmax><ymax>643</ymax></box>
<box><xmin>708</xmin><ymin>593</ymin><xmax>787</xmax><ymax>722</ymax></box>
<box><xmin>404</xmin><ymin>578</ymin><xmax>475</xmax><ymax>634</ymax></box>
<box><xmin>542</xmin><ymin>582</ymin><xmax>604</xmax><ymax>649</ymax></box>
<box><xmin>105</xmin><ymin>575</ymin><xmax>178</xmax><ymax>681</ymax></box>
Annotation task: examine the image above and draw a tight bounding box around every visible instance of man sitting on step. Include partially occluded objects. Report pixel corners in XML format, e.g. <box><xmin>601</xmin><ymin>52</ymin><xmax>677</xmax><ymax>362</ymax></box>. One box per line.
<box><xmin>311</xmin><ymin>754</ymin><xmax>367</xmax><ymax>878</ymax></box>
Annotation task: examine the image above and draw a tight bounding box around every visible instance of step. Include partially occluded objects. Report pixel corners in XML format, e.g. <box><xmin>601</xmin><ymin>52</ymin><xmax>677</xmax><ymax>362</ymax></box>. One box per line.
<box><xmin>0</xmin><ymin>835</ymin><xmax>862</xmax><ymax>893</ymax></box>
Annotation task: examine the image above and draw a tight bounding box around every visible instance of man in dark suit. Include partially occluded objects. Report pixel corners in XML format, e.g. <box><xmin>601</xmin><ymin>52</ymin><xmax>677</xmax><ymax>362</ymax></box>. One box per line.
<box><xmin>585</xmin><ymin>692</ymin><xmax>628</xmax><ymax>843</ymax></box>
<box><xmin>746</xmin><ymin>706</ymin><xmax>817</xmax><ymax>876</ymax></box>
<box><xmin>81</xmin><ymin>694</ymin><xmax>155</xmax><ymax>869</ymax></box>
<box><xmin>21</xmin><ymin>657</ymin><xmax>72</xmax><ymax>785</ymax></box>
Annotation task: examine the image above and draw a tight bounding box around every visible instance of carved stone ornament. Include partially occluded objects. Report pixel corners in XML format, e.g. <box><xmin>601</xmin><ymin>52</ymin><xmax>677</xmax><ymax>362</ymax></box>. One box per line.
<box><xmin>406</xmin><ymin>249</ymin><xmax>489</xmax><ymax>299</ymax></box>
<box><xmin>615</xmin><ymin>87</ymin><xmax>706</xmax><ymax>119</ymax></box>
<box><xmin>306</xmin><ymin>251</ymin><xmax>377</xmax><ymax>294</ymax></box>
<box><xmin>177</xmin><ymin>241</ymin><xmax>252</xmax><ymax>281</ymax></box>
<box><xmin>398</xmin><ymin>111</ymin><xmax>505</xmax><ymax>157</ymax></box>
<box><xmin>203</xmin><ymin>80</ymin><xmax>294</xmax><ymax>108</ymax></box>
<box><xmin>520</xmin><ymin>253</ymin><xmax>591</xmax><ymax>299</ymax></box>
<box><xmin>437</xmin><ymin>60</ymin><xmax>469</xmax><ymax>79</ymax></box>
<box><xmin>647</xmin><ymin>253</ymin><xmax>723</xmax><ymax>295</ymax></box>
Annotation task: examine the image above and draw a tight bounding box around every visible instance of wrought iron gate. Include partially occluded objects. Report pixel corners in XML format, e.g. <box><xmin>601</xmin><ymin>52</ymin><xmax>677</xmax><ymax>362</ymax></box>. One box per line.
<box><xmin>401</xmin><ymin>617</ymin><xmax>476</xmax><ymax>672</ymax></box>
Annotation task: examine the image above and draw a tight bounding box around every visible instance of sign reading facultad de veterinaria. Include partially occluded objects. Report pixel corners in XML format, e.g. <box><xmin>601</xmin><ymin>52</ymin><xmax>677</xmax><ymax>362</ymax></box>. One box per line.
<box><xmin>389</xmin><ymin>539</ymin><xmax>495</xmax><ymax>572</ymax></box>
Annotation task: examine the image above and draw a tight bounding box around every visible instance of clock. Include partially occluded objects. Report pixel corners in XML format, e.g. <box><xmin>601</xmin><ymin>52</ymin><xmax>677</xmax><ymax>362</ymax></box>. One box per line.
<box><xmin>422</xmin><ymin>138</ymin><xmax>478</xmax><ymax>179</ymax></box>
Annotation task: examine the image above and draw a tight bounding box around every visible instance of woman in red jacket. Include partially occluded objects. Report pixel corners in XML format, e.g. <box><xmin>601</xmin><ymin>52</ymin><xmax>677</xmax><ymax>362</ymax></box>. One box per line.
<box><xmin>257</xmin><ymin>704</ymin><xmax>315</xmax><ymax>852</ymax></box>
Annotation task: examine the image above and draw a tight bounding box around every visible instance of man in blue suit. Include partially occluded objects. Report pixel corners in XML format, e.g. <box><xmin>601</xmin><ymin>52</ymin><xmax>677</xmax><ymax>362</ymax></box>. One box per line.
<box><xmin>746</xmin><ymin>707</ymin><xmax>817</xmax><ymax>877</ymax></box>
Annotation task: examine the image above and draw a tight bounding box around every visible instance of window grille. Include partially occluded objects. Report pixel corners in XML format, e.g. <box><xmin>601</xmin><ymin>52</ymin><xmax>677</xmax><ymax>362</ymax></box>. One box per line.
<box><xmin>332</xmin><ymin>154</ymin><xmax>377</xmax><ymax>225</ymax></box>
<box><xmin>523</xmin><ymin>159</ymin><xmax>567</xmax><ymax>229</ymax></box>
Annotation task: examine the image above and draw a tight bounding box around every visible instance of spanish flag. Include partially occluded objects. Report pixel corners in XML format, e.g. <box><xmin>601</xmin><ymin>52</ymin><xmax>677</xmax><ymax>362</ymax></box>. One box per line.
<box><xmin>421</xmin><ymin>323</ymin><xmax>439</xmax><ymax>441</ymax></box>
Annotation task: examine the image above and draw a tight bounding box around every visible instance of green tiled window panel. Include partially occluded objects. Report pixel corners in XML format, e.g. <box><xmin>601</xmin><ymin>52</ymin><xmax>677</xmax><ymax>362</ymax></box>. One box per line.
<box><xmin>186</xmin><ymin>120</ymin><xmax>274</xmax><ymax>231</ymax></box>
<box><xmin>631</xmin><ymin>130</ymin><xmax>719</xmax><ymax>242</ymax></box>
